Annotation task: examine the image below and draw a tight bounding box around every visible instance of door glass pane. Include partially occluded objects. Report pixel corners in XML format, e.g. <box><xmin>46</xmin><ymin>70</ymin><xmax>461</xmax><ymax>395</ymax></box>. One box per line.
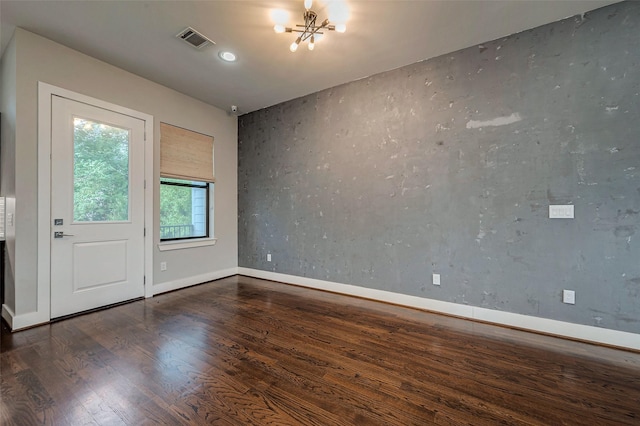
<box><xmin>73</xmin><ymin>117</ymin><xmax>130</xmax><ymax>222</ymax></box>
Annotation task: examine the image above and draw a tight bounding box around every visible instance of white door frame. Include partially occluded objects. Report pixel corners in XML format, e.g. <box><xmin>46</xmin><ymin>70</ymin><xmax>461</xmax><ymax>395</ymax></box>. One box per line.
<box><xmin>37</xmin><ymin>82</ymin><xmax>154</xmax><ymax>323</ymax></box>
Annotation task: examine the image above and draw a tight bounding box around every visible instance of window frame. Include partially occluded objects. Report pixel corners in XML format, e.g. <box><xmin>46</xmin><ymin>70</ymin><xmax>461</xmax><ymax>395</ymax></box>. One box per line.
<box><xmin>159</xmin><ymin>177</ymin><xmax>214</xmax><ymax>245</ymax></box>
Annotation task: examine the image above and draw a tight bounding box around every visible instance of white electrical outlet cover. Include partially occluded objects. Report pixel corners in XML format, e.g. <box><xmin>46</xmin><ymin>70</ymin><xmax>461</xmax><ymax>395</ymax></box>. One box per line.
<box><xmin>563</xmin><ymin>289</ymin><xmax>575</xmax><ymax>304</ymax></box>
<box><xmin>267</xmin><ymin>253</ymin><xmax>271</xmax><ymax>262</ymax></box>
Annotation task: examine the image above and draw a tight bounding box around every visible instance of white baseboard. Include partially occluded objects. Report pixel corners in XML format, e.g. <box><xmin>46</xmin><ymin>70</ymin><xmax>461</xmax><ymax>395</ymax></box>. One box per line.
<box><xmin>6</xmin><ymin>266</ymin><xmax>638</xmax><ymax>351</ymax></box>
<box><xmin>1</xmin><ymin>304</ymin><xmax>14</xmax><ymax>328</ymax></box>
<box><xmin>237</xmin><ymin>267</ymin><xmax>640</xmax><ymax>351</ymax></box>
<box><xmin>2</xmin><ymin>304</ymin><xmax>50</xmax><ymax>331</ymax></box>
<box><xmin>151</xmin><ymin>267</ymin><xmax>238</xmax><ymax>296</ymax></box>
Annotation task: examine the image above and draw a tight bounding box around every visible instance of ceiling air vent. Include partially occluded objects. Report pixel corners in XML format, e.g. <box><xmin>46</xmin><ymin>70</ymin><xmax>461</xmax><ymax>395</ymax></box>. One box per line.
<box><xmin>176</xmin><ymin>27</ymin><xmax>215</xmax><ymax>49</ymax></box>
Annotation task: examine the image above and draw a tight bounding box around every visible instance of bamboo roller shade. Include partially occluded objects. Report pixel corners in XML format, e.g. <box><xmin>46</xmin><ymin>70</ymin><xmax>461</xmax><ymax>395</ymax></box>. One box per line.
<box><xmin>160</xmin><ymin>122</ymin><xmax>214</xmax><ymax>183</ymax></box>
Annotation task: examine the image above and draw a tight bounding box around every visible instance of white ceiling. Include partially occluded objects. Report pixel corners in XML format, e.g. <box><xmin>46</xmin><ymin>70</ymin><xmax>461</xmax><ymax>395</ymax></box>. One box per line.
<box><xmin>0</xmin><ymin>0</ymin><xmax>618</xmax><ymax>114</ymax></box>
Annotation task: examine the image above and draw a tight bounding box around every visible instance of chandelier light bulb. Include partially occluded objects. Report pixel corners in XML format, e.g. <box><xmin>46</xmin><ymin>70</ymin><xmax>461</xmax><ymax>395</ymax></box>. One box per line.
<box><xmin>274</xmin><ymin>24</ymin><xmax>285</xmax><ymax>33</ymax></box>
<box><xmin>304</xmin><ymin>0</ymin><xmax>313</xmax><ymax>10</ymax></box>
<box><xmin>308</xmin><ymin>35</ymin><xmax>315</xmax><ymax>50</ymax></box>
<box><xmin>290</xmin><ymin>37</ymin><xmax>301</xmax><ymax>52</ymax></box>
<box><xmin>335</xmin><ymin>23</ymin><xmax>346</xmax><ymax>33</ymax></box>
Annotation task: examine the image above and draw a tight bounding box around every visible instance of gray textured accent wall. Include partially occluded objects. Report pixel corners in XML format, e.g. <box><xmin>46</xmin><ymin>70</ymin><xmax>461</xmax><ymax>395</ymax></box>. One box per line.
<box><xmin>239</xmin><ymin>2</ymin><xmax>640</xmax><ymax>334</ymax></box>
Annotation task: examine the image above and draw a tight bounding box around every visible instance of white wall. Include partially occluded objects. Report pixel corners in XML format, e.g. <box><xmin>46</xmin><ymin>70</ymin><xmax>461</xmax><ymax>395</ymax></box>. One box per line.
<box><xmin>0</xmin><ymin>35</ymin><xmax>17</xmax><ymax>313</ymax></box>
<box><xmin>2</xmin><ymin>28</ymin><xmax>237</xmax><ymax>325</ymax></box>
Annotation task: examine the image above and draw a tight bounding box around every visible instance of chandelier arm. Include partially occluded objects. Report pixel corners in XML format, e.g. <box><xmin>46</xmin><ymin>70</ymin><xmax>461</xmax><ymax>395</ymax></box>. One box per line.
<box><xmin>289</xmin><ymin>29</ymin><xmax>324</xmax><ymax>35</ymax></box>
<box><xmin>300</xmin><ymin>32</ymin><xmax>314</xmax><ymax>43</ymax></box>
<box><xmin>295</xmin><ymin>26</ymin><xmax>328</xmax><ymax>31</ymax></box>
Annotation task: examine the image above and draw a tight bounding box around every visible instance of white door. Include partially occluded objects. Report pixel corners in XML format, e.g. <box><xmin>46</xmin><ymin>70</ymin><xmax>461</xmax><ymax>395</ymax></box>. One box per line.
<box><xmin>50</xmin><ymin>95</ymin><xmax>145</xmax><ymax>318</ymax></box>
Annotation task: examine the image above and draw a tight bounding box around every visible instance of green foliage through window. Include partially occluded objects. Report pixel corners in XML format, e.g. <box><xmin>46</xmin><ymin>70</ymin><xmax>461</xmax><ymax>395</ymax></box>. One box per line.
<box><xmin>160</xmin><ymin>179</ymin><xmax>209</xmax><ymax>240</ymax></box>
<box><xmin>73</xmin><ymin>118</ymin><xmax>129</xmax><ymax>222</ymax></box>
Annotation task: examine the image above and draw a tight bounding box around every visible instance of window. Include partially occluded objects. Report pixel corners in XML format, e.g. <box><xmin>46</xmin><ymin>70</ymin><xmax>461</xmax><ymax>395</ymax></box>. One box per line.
<box><xmin>73</xmin><ymin>118</ymin><xmax>130</xmax><ymax>222</ymax></box>
<box><xmin>159</xmin><ymin>123</ymin><xmax>214</xmax><ymax>244</ymax></box>
<box><xmin>160</xmin><ymin>178</ymin><xmax>212</xmax><ymax>241</ymax></box>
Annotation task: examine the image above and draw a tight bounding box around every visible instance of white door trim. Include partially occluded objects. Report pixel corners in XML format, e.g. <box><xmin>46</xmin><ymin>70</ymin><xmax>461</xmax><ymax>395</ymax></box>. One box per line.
<box><xmin>37</xmin><ymin>82</ymin><xmax>154</xmax><ymax>325</ymax></box>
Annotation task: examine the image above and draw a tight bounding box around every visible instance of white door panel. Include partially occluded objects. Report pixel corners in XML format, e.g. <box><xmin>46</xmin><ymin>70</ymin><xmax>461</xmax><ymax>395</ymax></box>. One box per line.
<box><xmin>50</xmin><ymin>95</ymin><xmax>145</xmax><ymax>318</ymax></box>
<box><xmin>72</xmin><ymin>240</ymin><xmax>128</xmax><ymax>291</ymax></box>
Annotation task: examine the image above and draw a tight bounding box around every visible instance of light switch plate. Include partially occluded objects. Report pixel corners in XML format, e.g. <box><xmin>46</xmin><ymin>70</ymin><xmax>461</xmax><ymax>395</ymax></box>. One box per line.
<box><xmin>549</xmin><ymin>205</ymin><xmax>574</xmax><ymax>219</ymax></box>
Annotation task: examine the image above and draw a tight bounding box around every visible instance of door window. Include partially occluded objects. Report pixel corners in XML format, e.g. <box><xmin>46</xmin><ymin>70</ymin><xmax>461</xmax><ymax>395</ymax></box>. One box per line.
<box><xmin>73</xmin><ymin>117</ymin><xmax>130</xmax><ymax>222</ymax></box>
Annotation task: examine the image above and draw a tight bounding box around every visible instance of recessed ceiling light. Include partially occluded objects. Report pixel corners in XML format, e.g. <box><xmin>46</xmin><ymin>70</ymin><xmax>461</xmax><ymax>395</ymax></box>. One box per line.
<box><xmin>218</xmin><ymin>51</ymin><xmax>237</xmax><ymax>62</ymax></box>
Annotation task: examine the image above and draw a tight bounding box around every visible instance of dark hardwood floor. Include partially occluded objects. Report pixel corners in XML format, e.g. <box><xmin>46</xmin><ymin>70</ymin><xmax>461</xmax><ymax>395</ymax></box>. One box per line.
<box><xmin>1</xmin><ymin>275</ymin><xmax>639</xmax><ymax>425</ymax></box>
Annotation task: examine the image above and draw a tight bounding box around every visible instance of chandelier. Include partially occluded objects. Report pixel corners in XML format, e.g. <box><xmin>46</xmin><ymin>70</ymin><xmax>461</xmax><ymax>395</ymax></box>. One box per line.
<box><xmin>274</xmin><ymin>0</ymin><xmax>346</xmax><ymax>52</ymax></box>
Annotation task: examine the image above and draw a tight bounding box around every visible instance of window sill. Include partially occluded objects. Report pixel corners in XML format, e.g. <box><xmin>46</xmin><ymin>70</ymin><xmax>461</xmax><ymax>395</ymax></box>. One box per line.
<box><xmin>158</xmin><ymin>237</ymin><xmax>217</xmax><ymax>251</ymax></box>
